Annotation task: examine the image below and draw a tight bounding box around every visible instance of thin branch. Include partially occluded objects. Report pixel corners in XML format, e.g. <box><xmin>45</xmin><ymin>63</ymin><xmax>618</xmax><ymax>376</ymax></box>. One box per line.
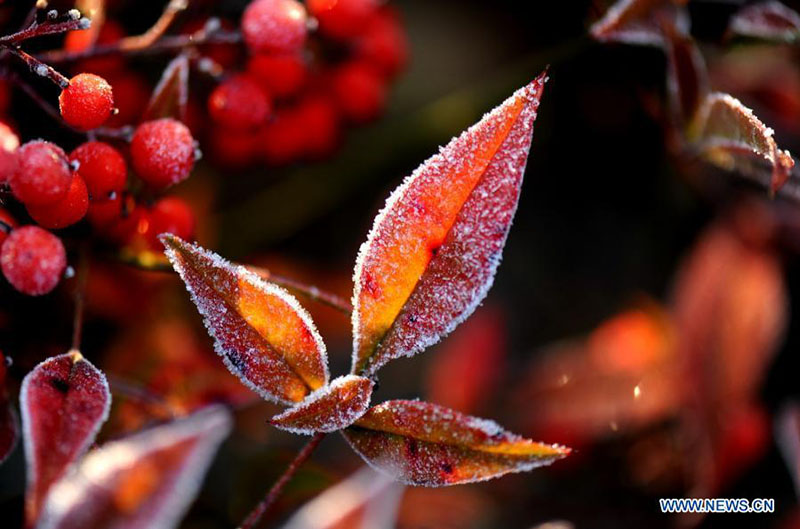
<box><xmin>116</xmin><ymin>0</ymin><xmax>188</xmax><ymax>50</ymax></box>
<box><xmin>106</xmin><ymin>374</ymin><xmax>178</xmax><ymax>419</ymax></box>
<box><xmin>0</xmin><ymin>11</ymin><xmax>89</xmax><ymax>46</ymax></box>
<box><xmin>238</xmin><ymin>433</ymin><xmax>326</xmax><ymax>529</ymax></box>
<box><xmin>7</xmin><ymin>46</ymin><xmax>69</xmax><ymax>88</ymax></box>
<box><xmin>71</xmin><ymin>247</ymin><xmax>90</xmax><ymax>351</ymax></box>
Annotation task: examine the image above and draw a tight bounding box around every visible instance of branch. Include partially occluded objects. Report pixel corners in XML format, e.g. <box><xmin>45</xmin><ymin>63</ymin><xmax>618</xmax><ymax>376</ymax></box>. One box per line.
<box><xmin>238</xmin><ymin>433</ymin><xmax>326</xmax><ymax>529</ymax></box>
<box><xmin>0</xmin><ymin>9</ymin><xmax>90</xmax><ymax>47</ymax></box>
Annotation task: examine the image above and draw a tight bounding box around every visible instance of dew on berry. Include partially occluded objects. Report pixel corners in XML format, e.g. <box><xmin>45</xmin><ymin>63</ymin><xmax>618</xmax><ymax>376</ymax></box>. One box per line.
<box><xmin>59</xmin><ymin>73</ymin><xmax>115</xmax><ymax>131</ymax></box>
<box><xmin>242</xmin><ymin>0</ymin><xmax>308</xmax><ymax>54</ymax></box>
<box><xmin>131</xmin><ymin>118</ymin><xmax>196</xmax><ymax>189</ymax></box>
<box><xmin>8</xmin><ymin>141</ymin><xmax>71</xmax><ymax>206</ymax></box>
<box><xmin>0</xmin><ymin>226</ymin><xmax>66</xmax><ymax>296</ymax></box>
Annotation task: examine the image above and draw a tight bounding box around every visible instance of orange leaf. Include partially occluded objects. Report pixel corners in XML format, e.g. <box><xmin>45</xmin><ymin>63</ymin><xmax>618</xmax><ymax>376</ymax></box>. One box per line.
<box><xmin>690</xmin><ymin>92</ymin><xmax>795</xmax><ymax>193</ymax></box>
<box><xmin>21</xmin><ymin>351</ymin><xmax>111</xmax><ymax>526</ymax></box>
<box><xmin>162</xmin><ymin>234</ymin><xmax>329</xmax><ymax>404</ymax></box>
<box><xmin>343</xmin><ymin>400</ymin><xmax>569</xmax><ymax>486</ymax></box>
<box><xmin>351</xmin><ymin>74</ymin><xmax>547</xmax><ymax>376</ymax></box>
<box><xmin>36</xmin><ymin>405</ymin><xmax>231</xmax><ymax>529</ymax></box>
<box><xmin>590</xmin><ymin>0</ymin><xmax>689</xmax><ymax>47</ymax></box>
<box><xmin>271</xmin><ymin>375</ymin><xmax>374</xmax><ymax>434</ymax></box>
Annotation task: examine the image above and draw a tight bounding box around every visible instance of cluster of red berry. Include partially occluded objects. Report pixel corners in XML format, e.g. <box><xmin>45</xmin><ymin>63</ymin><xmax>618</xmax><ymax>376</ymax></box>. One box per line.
<box><xmin>0</xmin><ymin>0</ymin><xmax>406</xmax><ymax>298</ymax></box>
<box><xmin>209</xmin><ymin>0</ymin><xmax>407</xmax><ymax>167</ymax></box>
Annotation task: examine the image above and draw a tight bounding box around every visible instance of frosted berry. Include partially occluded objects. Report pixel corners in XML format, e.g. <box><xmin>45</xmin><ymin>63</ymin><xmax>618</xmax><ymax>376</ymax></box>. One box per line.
<box><xmin>356</xmin><ymin>9</ymin><xmax>408</xmax><ymax>79</ymax></box>
<box><xmin>247</xmin><ymin>53</ymin><xmax>307</xmax><ymax>99</ymax></box>
<box><xmin>296</xmin><ymin>94</ymin><xmax>340</xmax><ymax>158</ymax></box>
<box><xmin>8</xmin><ymin>141</ymin><xmax>71</xmax><ymax>206</ymax></box>
<box><xmin>70</xmin><ymin>141</ymin><xmax>127</xmax><ymax>200</ymax></box>
<box><xmin>150</xmin><ymin>197</ymin><xmax>195</xmax><ymax>242</ymax></box>
<box><xmin>26</xmin><ymin>173</ymin><xmax>89</xmax><ymax>229</ymax></box>
<box><xmin>0</xmin><ymin>122</ymin><xmax>19</xmax><ymax>184</ymax></box>
<box><xmin>131</xmin><ymin>119</ymin><xmax>196</xmax><ymax>189</ymax></box>
<box><xmin>308</xmin><ymin>0</ymin><xmax>377</xmax><ymax>40</ymax></box>
<box><xmin>59</xmin><ymin>73</ymin><xmax>115</xmax><ymax>130</ymax></box>
<box><xmin>0</xmin><ymin>208</ymin><xmax>16</xmax><ymax>246</ymax></box>
<box><xmin>87</xmin><ymin>193</ymin><xmax>124</xmax><ymax>229</ymax></box>
<box><xmin>208</xmin><ymin>75</ymin><xmax>272</xmax><ymax>130</ymax></box>
<box><xmin>0</xmin><ymin>226</ymin><xmax>66</xmax><ymax>296</ymax></box>
<box><xmin>260</xmin><ymin>109</ymin><xmax>307</xmax><ymax>165</ymax></box>
<box><xmin>331</xmin><ymin>62</ymin><xmax>387</xmax><ymax>123</ymax></box>
<box><xmin>242</xmin><ymin>0</ymin><xmax>308</xmax><ymax>54</ymax></box>
<box><xmin>209</xmin><ymin>127</ymin><xmax>260</xmax><ymax>169</ymax></box>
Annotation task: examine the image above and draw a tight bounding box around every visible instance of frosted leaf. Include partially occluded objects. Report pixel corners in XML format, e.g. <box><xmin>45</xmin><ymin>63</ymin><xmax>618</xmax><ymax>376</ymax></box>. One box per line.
<box><xmin>144</xmin><ymin>54</ymin><xmax>189</xmax><ymax>122</ymax></box>
<box><xmin>665</xmin><ymin>29</ymin><xmax>708</xmax><ymax>128</ymax></box>
<box><xmin>342</xmin><ymin>400</ymin><xmax>570</xmax><ymax>486</ymax></box>
<box><xmin>729</xmin><ymin>1</ymin><xmax>800</xmax><ymax>42</ymax></box>
<box><xmin>271</xmin><ymin>375</ymin><xmax>374</xmax><ymax>435</ymax></box>
<box><xmin>281</xmin><ymin>467</ymin><xmax>403</xmax><ymax>529</ymax></box>
<box><xmin>690</xmin><ymin>92</ymin><xmax>795</xmax><ymax>193</ymax></box>
<box><xmin>351</xmin><ymin>73</ymin><xmax>547</xmax><ymax>376</ymax></box>
<box><xmin>36</xmin><ymin>405</ymin><xmax>232</xmax><ymax>529</ymax></box>
<box><xmin>161</xmin><ymin>234</ymin><xmax>329</xmax><ymax>405</ymax></box>
<box><xmin>590</xmin><ymin>0</ymin><xmax>690</xmax><ymax>48</ymax></box>
<box><xmin>21</xmin><ymin>351</ymin><xmax>111</xmax><ymax>526</ymax></box>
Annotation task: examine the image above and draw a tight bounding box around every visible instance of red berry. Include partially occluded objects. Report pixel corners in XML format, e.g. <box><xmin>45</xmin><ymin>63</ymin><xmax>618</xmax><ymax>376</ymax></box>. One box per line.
<box><xmin>70</xmin><ymin>141</ymin><xmax>127</xmax><ymax>201</ymax></box>
<box><xmin>208</xmin><ymin>75</ymin><xmax>272</xmax><ymax>130</ymax></box>
<box><xmin>150</xmin><ymin>197</ymin><xmax>195</xmax><ymax>242</ymax></box>
<box><xmin>247</xmin><ymin>53</ymin><xmax>307</xmax><ymax>99</ymax></box>
<box><xmin>331</xmin><ymin>62</ymin><xmax>387</xmax><ymax>123</ymax></box>
<box><xmin>260</xmin><ymin>109</ymin><xmax>307</xmax><ymax>165</ymax></box>
<box><xmin>296</xmin><ymin>94</ymin><xmax>340</xmax><ymax>158</ymax></box>
<box><xmin>308</xmin><ymin>0</ymin><xmax>377</xmax><ymax>40</ymax></box>
<box><xmin>356</xmin><ymin>9</ymin><xmax>408</xmax><ymax>79</ymax></box>
<box><xmin>0</xmin><ymin>208</ymin><xmax>16</xmax><ymax>246</ymax></box>
<box><xmin>26</xmin><ymin>173</ymin><xmax>89</xmax><ymax>229</ymax></box>
<box><xmin>70</xmin><ymin>21</ymin><xmax>127</xmax><ymax>75</ymax></box>
<box><xmin>8</xmin><ymin>141</ymin><xmax>71</xmax><ymax>206</ymax></box>
<box><xmin>242</xmin><ymin>0</ymin><xmax>308</xmax><ymax>54</ymax></box>
<box><xmin>59</xmin><ymin>73</ymin><xmax>115</xmax><ymax>130</ymax></box>
<box><xmin>0</xmin><ymin>226</ymin><xmax>66</xmax><ymax>296</ymax></box>
<box><xmin>87</xmin><ymin>193</ymin><xmax>124</xmax><ymax>229</ymax></box>
<box><xmin>131</xmin><ymin>119</ymin><xmax>196</xmax><ymax>189</ymax></box>
<box><xmin>208</xmin><ymin>127</ymin><xmax>260</xmax><ymax>169</ymax></box>
<box><xmin>0</xmin><ymin>122</ymin><xmax>19</xmax><ymax>185</ymax></box>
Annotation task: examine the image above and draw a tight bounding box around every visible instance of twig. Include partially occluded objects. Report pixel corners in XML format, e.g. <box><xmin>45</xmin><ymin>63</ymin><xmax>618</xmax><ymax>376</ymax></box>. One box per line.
<box><xmin>238</xmin><ymin>433</ymin><xmax>326</xmax><ymax>529</ymax></box>
<box><xmin>0</xmin><ymin>11</ymin><xmax>89</xmax><ymax>47</ymax></box>
<box><xmin>106</xmin><ymin>374</ymin><xmax>178</xmax><ymax>419</ymax></box>
<box><xmin>71</xmin><ymin>247</ymin><xmax>89</xmax><ymax>351</ymax></box>
<box><xmin>115</xmin><ymin>0</ymin><xmax>188</xmax><ymax>50</ymax></box>
<box><xmin>7</xmin><ymin>46</ymin><xmax>69</xmax><ymax>88</ymax></box>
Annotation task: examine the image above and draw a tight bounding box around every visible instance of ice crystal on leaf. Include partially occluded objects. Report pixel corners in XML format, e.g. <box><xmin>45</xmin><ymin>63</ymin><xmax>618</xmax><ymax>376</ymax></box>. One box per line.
<box><xmin>20</xmin><ymin>351</ymin><xmax>110</xmax><ymax>526</ymax></box>
<box><xmin>351</xmin><ymin>73</ymin><xmax>547</xmax><ymax>377</ymax></box>
<box><xmin>161</xmin><ymin>234</ymin><xmax>329</xmax><ymax>405</ymax></box>
<box><xmin>343</xmin><ymin>400</ymin><xmax>570</xmax><ymax>486</ymax></box>
<box><xmin>728</xmin><ymin>1</ymin><xmax>800</xmax><ymax>42</ymax></box>
<box><xmin>36</xmin><ymin>405</ymin><xmax>232</xmax><ymax>529</ymax></box>
<box><xmin>590</xmin><ymin>0</ymin><xmax>689</xmax><ymax>48</ymax></box>
<box><xmin>271</xmin><ymin>375</ymin><xmax>374</xmax><ymax>435</ymax></box>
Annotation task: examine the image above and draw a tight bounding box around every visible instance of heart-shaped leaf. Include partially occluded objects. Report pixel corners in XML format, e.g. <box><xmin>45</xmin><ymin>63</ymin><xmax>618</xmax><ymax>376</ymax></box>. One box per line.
<box><xmin>21</xmin><ymin>351</ymin><xmax>111</xmax><ymax>525</ymax></box>
<box><xmin>351</xmin><ymin>74</ymin><xmax>547</xmax><ymax>377</ymax></box>
<box><xmin>161</xmin><ymin>234</ymin><xmax>329</xmax><ymax>405</ymax></box>
<box><xmin>36</xmin><ymin>405</ymin><xmax>232</xmax><ymax>529</ymax></box>
<box><xmin>590</xmin><ymin>0</ymin><xmax>689</xmax><ymax>48</ymax></box>
<box><xmin>729</xmin><ymin>1</ymin><xmax>800</xmax><ymax>42</ymax></box>
<box><xmin>690</xmin><ymin>92</ymin><xmax>795</xmax><ymax>193</ymax></box>
<box><xmin>143</xmin><ymin>54</ymin><xmax>189</xmax><ymax>122</ymax></box>
<box><xmin>271</xmin><ymin>375</ymin><xmax>374</xmax><ymax>435</ymax></box>
<box><xmin>343</xmin><ymin>400</ymin><xmax>570</xmax><ymax>486</ymax></box>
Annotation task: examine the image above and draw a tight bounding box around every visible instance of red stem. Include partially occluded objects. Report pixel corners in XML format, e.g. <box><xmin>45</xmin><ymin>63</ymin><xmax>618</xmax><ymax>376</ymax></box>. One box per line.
<box><xmin>238</xmin><ymin>433</ymin><xmax>326</xmax><ymax>529</ymax></box>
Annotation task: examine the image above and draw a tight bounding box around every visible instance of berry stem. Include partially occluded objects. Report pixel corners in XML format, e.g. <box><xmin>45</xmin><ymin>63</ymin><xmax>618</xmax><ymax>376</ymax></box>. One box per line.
<box><xmin>106</xmin><ymin>374</ymin><xmax>178</xmax><ymax>419</ymax></box>
<box><xmin>70</xmin><ymin>246</ymin><xmax>89</xmax><ymax>351</ymax></box>
<box><xmin>6</xmin><ymin>46</ymin><xmax>69</xmax><ymax>88</ymax></box>
<box><xmin>0</xmin><ymin>11</ymin><xmax>89</xmax><ymax>46</ymax></box>
<box><xmin>115</xmin><ymin>0</ymin><xmax>189</xmax><ymax>50</ymax></box>
<box><xmin>238</xmin><ymin>433</ymin><xmax>326</xmax><ymax>529</ymax></box>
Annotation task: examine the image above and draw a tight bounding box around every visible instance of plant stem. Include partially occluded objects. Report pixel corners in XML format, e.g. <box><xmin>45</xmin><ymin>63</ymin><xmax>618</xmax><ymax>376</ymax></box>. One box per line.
<box><xmin>238</xmin><ymin>433</ymin><xmax>326</xmax><ymax>529</ymax></box>
<box><xmin>7</xmin><ymin>46</ymin><xmax>69</xmax><ymax>88</ymax></box>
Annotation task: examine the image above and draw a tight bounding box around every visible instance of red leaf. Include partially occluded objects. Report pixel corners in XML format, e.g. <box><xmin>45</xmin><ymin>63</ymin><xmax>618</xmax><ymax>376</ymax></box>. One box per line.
<box><xmin>162</xmin><ymin>235</ymin><xmax>329</xmax><ymax>404</ymax></box>
<box><xmin>590</xmin><ymin>0</ymin><xmax>689</xmax><ymax>48</ymax></box>
<box><xmin>690</xmin><ymin>92</ymin><xmax>795</xmax><ymax>193</ymax></box>
<box><xmin>21</xmin><ymin>351</ymin><xmax>111</xmax><ymax>525</ymax></box>
<box><xmin>0</xmin><ymin>401</ymin><xmax>17</xmax><ymax>466</ymax></box>
<box><xmin>271</xmin><ymin>375</ymin><xmax>374</xmax><ymax>435</ymax></box>
<box><xmin>665</xmin><ymin>29</ymin><xmax>708</xmax><ymax>128</ymax></box>
<box><xmin>36</xmin><ymin>405</ymin><xmax>232</xmax><ymax>529</ymax></box>
<box><xmin>351</xmin><ymin>74</ymin><xmax>547</xmax><ymax>376</ymax></box>
<box><xmin>424</xmin><ymin>305</ymin><xmax>506</xmax><ymax>415</ymax></box>
<box><xmin>729</xmin><ymin>1</ymin><xmax>800</xmax><ymax>42</ymax></box>
<box><xmin>143</xmin><ymin>54</ymin><xmax>189</xmax><ymax>122</ymax></box>
<box><xmin>343</xmin><ymin>400</ymin><xmax>569</xmax><ymax>486</ymax></box>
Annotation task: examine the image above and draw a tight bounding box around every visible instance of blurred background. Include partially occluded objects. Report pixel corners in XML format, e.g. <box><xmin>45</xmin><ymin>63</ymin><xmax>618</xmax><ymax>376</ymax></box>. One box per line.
<box><xmin>3</xmin><ymin>0</ymin><xmax>800</xmax><ymax>528</ymax></box>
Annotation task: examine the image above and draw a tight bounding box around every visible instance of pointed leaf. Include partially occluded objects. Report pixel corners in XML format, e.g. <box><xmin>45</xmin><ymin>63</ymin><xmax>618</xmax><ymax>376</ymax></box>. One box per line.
<box><xmin>343</xmin><ymin>400</ymin><xmax>570</xmax><ymax>486</ymax></box>
<box><xmin>143</xmin><ymin>54</ymin><xmax>189</xmax><ymax>122</ymax></box>
<box><xmin>590</xmin><ymin>0</ymin><xmax>689</xmax><ymax>48</ymax></box>
<box><xmin>665</xmin><ymin>29</ymin><xmax>708</xmax><ymax>128</ymax></box>
<box><xmin>690</xmin><ymin>93</ymin><xmax>794</xmax><ymax>193</ymax></box>
<box><xmin>36</xmin><ymin>405</ymin><xmax>232</xmax><ymax>529</ymax></box>
<box><xmin>271</xmin><ymin>375</ymin><xmax>374</xmax><ymax>435</ymax></box>
<box><xmin>21</xmin><ymin>351</ymin><xmax>111</xmax><ymax>525</ymax></box>
<box><xmin>729</xmin><ymin>1</ymin><xmax>800</xmax><ymax>42</ymax></box>
<box><xmin>351</xmin><ymin>74</ymin><xmax>547</xmax><ymax>377</ymax></box>
<box><xmin>162</xmin><ymin>234</ymin><xmax>329</xmax><ymax>404</ymax></box>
